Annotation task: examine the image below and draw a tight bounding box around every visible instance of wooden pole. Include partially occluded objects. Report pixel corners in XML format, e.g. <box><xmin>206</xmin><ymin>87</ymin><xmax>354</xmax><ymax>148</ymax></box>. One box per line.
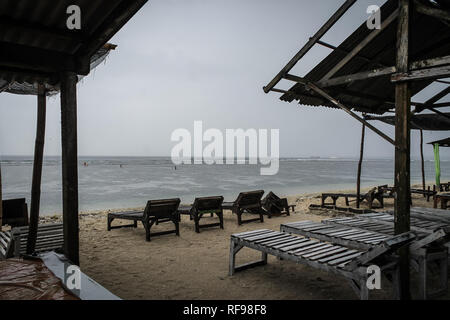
<box><xmin>26</xmin><ymin>84</ymin><xmax>47</xmax><ymax>254</ymax></box>
<box><xmin>60</xmin><ymin>71</ymin><xmax>79</xmax><ymax>266</ymax></box>
<box><xmin>0</xmin><ymin>161</ymin><xmax>2</xmax><ymax>231</ymax></box>
<box><xmin>356</xmin><ymin>124</ymin><xmax>366</xmax><ymax>208</ymax></box>
<box><xmin>420</xmin><ymin>129</ymin><xmax>426</xmax><ymax>196</ymax></box>
<box><xmin>394</xmin><ymin>0</ymin><xmax>411</xmax><ymax>300</ymax></box>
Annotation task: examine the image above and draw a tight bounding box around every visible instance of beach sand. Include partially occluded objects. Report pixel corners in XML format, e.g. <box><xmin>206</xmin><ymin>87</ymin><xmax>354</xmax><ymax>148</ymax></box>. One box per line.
<box><xmin>40</xmin><ymin>186</ymin><xmax>450</xmax><ymax>300</ymax></box>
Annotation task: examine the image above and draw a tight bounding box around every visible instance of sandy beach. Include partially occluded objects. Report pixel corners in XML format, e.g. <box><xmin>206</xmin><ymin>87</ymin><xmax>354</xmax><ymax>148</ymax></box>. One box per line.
<box><xmin>36</xmin><ymin>185</ymin><xmax>450</xmax><ymax>300</ymax></box>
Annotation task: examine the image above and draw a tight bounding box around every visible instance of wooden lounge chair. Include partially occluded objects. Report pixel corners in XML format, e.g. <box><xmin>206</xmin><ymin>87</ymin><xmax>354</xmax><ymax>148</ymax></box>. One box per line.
<box><xmin>222</xmin><ymin>190</ymin><xmax>265</xmax><ymax>225</ymax></box>
<box><xmin>261</xmin><ymin>191</ymin><xmax>295</xmax><ymax>218</ymax></box>
<box><xmin>321</xmin><ymin>187</ymin><xmax>384</xmax><ymax>209</ymax></box>
<box><xmin>229</xmin><ymin>228</ymin><xmax>415</xmax><ymax>299</ymax></box>
<box><xmin>2</xmin><ymin>198</ymin><xmax>29</xmax><ymax>227</ymax></box>
<box><xmin>0</xmin><ymin>223</ymin><xmax>63</xmax><ymax>259</ymax></box>
<box><xmin>178</xmin><ymin>196</ymin><xmax>224</xmax><ymax>233</ymax></box>
<box><xmin>107</xmin><ymin>198</ymin><xmax>180</xmax><ymax>241</ymax></box>
<box><xmin>281</xmin><ymin>220</ymin><xmax>449</xmax><ymax>299</ymax></box>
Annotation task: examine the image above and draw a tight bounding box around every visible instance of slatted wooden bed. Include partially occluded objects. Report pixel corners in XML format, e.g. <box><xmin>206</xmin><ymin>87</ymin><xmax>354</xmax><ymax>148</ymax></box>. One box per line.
<box><xmin>281</xmin><ymin>219</ymin><xmax>449</xmax><ymax>299</ymax></box>
<box><xmin>229</xmin><ymin>228</ymin><xmax>415</xmax><ymax>299</ymax></box>
<box><xmin>0</xmin><ymin>223</ymin><xmax>63</xmax><ymax>259</ymax></box>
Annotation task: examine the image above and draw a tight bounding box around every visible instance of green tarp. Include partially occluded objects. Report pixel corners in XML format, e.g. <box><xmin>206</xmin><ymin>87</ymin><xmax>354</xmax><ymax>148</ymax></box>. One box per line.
<box><xmin>434</xmin><ymin>143</ymin><xmax>441</xmax><ymax>187</ymax></box>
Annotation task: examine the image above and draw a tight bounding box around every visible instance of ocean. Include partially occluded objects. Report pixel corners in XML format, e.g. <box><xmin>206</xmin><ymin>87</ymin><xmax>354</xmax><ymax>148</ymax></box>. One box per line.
<box><xmin>1</xmin><ymin>156</ymin><xmax>448</xmax><ymax>216</ymax></box>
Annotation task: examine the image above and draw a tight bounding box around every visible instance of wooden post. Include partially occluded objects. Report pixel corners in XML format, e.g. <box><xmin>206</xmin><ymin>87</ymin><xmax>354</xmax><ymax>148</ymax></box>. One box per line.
<box><xmin>420</xmin><ymin>129</ymin><xmax>426</xmax><ymax>196</ymax></box>
<box><xmin>26</xmin><ymin>84</ymin><xmax>47</xmax><ymax>254</ymax></box>
<box><xmin>356</xmin><ymin>124</ymin><xmax>366</xmax><ymax>208</ymax></box>
<box><xmin>394</xmin><ymin>0</ymin><xmax>411</xmax><ymax>300</ymax></box>
<box><xmin>60</xmin><ymin>71</ymin><xmax>79</xmax><ymax>266</ymax></box>
<box><xmin>0</xmin><ymin>161</ymin><xmax>2</xmax><ymax>231</ymax></box>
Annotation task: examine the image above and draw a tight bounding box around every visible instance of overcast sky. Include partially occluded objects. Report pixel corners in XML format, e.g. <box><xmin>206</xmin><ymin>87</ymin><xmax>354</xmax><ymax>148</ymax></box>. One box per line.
<box><xmin>0</xmin><ymin>0</ymin><xmax>448</xmax><ymax>160</ymax></box>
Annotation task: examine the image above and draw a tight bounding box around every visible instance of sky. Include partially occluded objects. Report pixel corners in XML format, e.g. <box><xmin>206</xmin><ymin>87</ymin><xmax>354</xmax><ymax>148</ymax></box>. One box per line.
<box><xmin>0</xmin><ymin>0</ymin><xmax>448</xmax><ymax>160</ymax></box>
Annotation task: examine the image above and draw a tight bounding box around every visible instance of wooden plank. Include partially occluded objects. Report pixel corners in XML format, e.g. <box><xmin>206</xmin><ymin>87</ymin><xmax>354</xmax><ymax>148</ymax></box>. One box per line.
<box><xmin>308</xmin><ymin>247</ymin><xmax>348</xmax><ymax>260</ymax></box>
<box><xmin>273</xmin><ymin>238</ymin><xmax>310</xmax><ymax>250</ymax></box>
<box><xmin>233</xmin><ymin>229</ymin><xmax>271</xmax><ymax>238</ymax></box>
<box><xmin>320</xmin><ymin>8</ymin><xmax>399</xmax><ymax>81</ymax></box>
<box><xmin>319</xmin><ymin>249</ymin><xmax>358</xmax><ymax>263</ymax></box>
<box><xmin>263</xmin><ymin>0</ymin><xmax>357</xmax><ymax>93</ymax></box>
<box><xmin>328</xmin><ymin>252</ymin><xmax>363</xmax><ymax>266</ymax></box>
<box><xmin>282</xmin><ymin>241</ymin><xmax>325</xmax><ymax>252</ymax></box>
<box><xmin>291</xmin><ymin>242</ymin><xmax>330</xmax><ymax>255</ymax></box>
<box><xmin>392</xmin><ymin>65</ymin><xmax>450</xmax><ymax>82</ymax></box>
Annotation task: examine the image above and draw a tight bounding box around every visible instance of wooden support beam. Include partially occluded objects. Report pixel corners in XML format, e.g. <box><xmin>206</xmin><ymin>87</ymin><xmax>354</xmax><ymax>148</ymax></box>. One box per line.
<box><xmin>263</xmin><ymin>0</ymin><xmax>357</xmax><ymax>93</ymax></box>
<box><xmin>415</xmin><ymin>86</ymin><xmax>450</xmax><ymax>112</ymax></box>
<box><xmin>394</xmin><ymin>0</ymin><xmax>411</xmax><ymax>300</ymax></box>
<box><xmin>414</xmin><ymin>0</ymin><xmax>450</xmax><ymax>23</ymax></box>
<box><xmin>318</xmin><ymin>66</ymin><xmax>397</xmax><ymax>87</ymax></box>
<box><xmin>392</xmin><ymin>65</ymin><xmax>450</xmax><ymax>82</ymax></box>
<box><xmin>60</xmin><ymin>71</ymin><xmax>79</xmax><ymax>266</ymax></box>
<box><xmin>283</xmin><ymin>75</ymin><xmax>397</xmax><ymax>146</ymax></box>
<box><xmin>321</xmin><ymin>9</ymin><xmax>399</xmax><ymax>81</ymax></box>
<box><xmin>26</xmin><ymin>84</ymin><xmax>47</xmax><ymax>255</ymax></box>
<box><xmin>0</xmin><ymin>161</ymin><xmax>2</xmax><ymax>231</ymax></box>
<box><xmin>356</xmin><ymin>124</ymin><xmax>365</xmax><ymax>208</ymax></box>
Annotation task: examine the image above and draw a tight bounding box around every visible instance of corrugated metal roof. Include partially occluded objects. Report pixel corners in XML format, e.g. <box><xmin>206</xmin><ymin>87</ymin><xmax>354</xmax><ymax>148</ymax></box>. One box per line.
<box><xmin>366</xmin><ymin>112</ymin><xmax>450</xmax><ymax>130</ymax></box>
<box><xmin>280</xmin><ymin>0</ymin><xmax>450</xmax><ymax>114</ymax></box>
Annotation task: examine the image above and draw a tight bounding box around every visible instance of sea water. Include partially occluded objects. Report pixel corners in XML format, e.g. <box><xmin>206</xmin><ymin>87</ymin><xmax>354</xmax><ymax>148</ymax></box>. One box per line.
<box><xmin>1</xmin><ymin>156</ymin><xmax>448</xmax><ymax>216</ymax></box>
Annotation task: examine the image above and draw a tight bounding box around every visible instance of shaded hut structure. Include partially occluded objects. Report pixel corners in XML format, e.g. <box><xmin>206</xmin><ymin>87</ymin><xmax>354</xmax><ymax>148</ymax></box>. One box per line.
<box><xmin>0</xmin><ymin>0</ymin><xmax>148</xmax><ymax>266</ymax></box>
<box><xmin>264</xmin><ymin>0</ymin><xmax>450</xmax><ymax>299</ymax></box>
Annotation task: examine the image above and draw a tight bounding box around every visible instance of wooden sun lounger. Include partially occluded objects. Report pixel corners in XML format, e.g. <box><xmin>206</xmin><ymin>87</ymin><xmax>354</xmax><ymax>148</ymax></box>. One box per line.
<box><xmin>281</xmin><ymin>220</ymin><xmax>449</xmax><ymax>299</ymax></box>
<box><xmin>0</xmin><ymin>223</ymin><xmax>63</xmax><ymax>259</ymax></box>
<box><xmin>222</xmin><ymin>190</ymin><xmax>265</xmax><ymax>225</ymax></box>
<box><xmin>321</xmin><ymin>188</ymin><xmax>384</xmax><ymax>209</ymax></box>
<box><xmin>229</xmin><ymin>229</ymin><xmax>415</xmax><ymax>299</ymax></box>
<box><xmin>107</xmin><ymin>198</ymin><xmax>180</xmax><ymax>241</ymax></box>
<box><xmin>178</xmin><ymin>196</ymin><xmax>224</xmax><ymax>233</ymax></box>
<box><xmin>261</xmin><ymin>191</ymin><xmax>295</xmax><ymax>218</ymax></box>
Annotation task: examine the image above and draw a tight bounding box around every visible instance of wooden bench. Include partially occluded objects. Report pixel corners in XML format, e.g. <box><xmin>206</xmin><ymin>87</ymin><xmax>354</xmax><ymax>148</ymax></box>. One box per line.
<box><xmin>229</xmin><ymin>228</ymin><xmax>414</xmax><ymax>299</ymax></box>
<box><xmin>222</xmin><ymin>190</ymin><xmax>265</xmax><ymax>225</ymax></box>
<box><xmin>0</xmin><ymin>223</ymin><xmax>63</xmax><ymax>259</ymax></box>
<box><xmin>178</xmin><ymin>196</ymin><xmax>224</xmax><ymax>233</ymax></box>
<box><xmin>378</xmin><ymin>185</ymin><xmax>436</xmax><ymax>202</ymax></box>
<box><xmin>107</xmin><ymin>198</ymin><xmax>180</xmax><ymax>241</ymax></box>
<box><xmin>261</xmin><ymin>191</ymin><xmax>295</xmax><ymax>218</ymax></box>
<box><xmin>281</xmin><ymin>220</ymin><xmax>449</xmax><ymax>299</ymax></box>
<box><xmin>321</xmin><ymin>188</ymin><xmax>384</xmax><ymax>209</ymax></box>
